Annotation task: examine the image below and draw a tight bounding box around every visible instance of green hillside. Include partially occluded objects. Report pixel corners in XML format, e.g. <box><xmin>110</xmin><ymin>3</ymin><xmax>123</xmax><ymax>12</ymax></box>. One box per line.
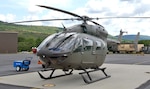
<box><xmin>0</xmin><ymin>21</ymin><xmax>59</xmax><ymax>37</ymax></box>
<box><xmin>108</xmin><ymin>34</ymin><xmax>132</xmax><ymax>43</ymax></box>
<box><xmin>0</xmin><ymin>21</ymin><xmax>60</xmax><ymax>51</ymax></box>
<box><xmin>0</xmin><ymin>21</ymin><xmax>132</xmax><ymax>52</ymax></box>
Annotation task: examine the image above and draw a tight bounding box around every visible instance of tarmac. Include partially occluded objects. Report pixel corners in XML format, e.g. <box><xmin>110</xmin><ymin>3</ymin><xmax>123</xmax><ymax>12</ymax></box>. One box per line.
<box><xmin>0</xmin><ymin>64</ymin><xmax>150</xmax><ymax>89</ymax></box>
<box><xmin>0</xmin><ymin>53</ymin><xmax>150</xmax><ymax>89</ymax></box>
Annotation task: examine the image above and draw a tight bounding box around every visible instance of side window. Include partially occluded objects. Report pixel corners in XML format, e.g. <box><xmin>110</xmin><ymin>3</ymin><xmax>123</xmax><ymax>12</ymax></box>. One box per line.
<box><xmin>74</xmin><ymin>46</ymin><xmax>82</xmax><ymax>52</ymax></box>
<box><xmin>96</xmin><ymin>41</ymin><xmax>102</xmax><ymax>50</ymax></box>
<box><xmin>74</xmin><ymin>38</ymin><xmax>83</xmax><ymax>52</ymax></box>
<box><xmin>83</xmin><ymin>38</ymin><xmax>93</xmax><ymax>51</ymax></box>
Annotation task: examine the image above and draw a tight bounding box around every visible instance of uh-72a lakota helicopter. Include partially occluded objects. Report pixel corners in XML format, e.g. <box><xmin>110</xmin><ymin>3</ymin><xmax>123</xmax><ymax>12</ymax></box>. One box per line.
<box><xmin>12</xmin><ymin>5</ymin><xmax>150</xmax><ymax>84</ymax></box>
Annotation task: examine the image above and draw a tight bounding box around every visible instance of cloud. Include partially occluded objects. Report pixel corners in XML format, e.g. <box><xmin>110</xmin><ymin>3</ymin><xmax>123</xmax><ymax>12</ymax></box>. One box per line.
<box><xmin>1</xmin><ymin>0</ymin><xmax>150</xmax><ymax>36</ymax></box>
<box><xmin>76</xmin><ymin>0</ymin><xmax>150</xmax><ymax>36</ymax></box>
<box><xmin>17</xmin><ymin>0</ymin><xmax>73</xmax><ymax>14</ymax></box>
<box><xmin>31</xmin><ymin>0</ymin><xmax>150</xmax><ymax>36</ymax></box>
<box><xmin>0</xmin><ymin>14</ymin><xmax>16</xmax><ymax>22</ymax></box>
<box><xmin>120</xmin><ymin>0</ymin><xmax>141</xmax><ymax>3</ymax></box>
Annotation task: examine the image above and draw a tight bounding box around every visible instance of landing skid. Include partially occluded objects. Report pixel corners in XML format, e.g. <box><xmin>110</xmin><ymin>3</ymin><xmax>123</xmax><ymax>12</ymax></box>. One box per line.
<box><xmin>79</xmin><ymin>67</ymin><xmax>111</xmax><ymax>84</ymax></box>
<box><xmin>37</xmin><ymin>68</ymin><xmax>110</xmax><ymax>84</ymax></box>
<box><xmin>37</xmin><ymin>69</ymin><xmax>73</xmax><ymax>79</ymax></box>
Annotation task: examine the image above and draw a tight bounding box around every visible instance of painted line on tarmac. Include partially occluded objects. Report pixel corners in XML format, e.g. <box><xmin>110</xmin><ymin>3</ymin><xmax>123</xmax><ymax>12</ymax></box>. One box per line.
<box><xmin>30</xmin><ymin>87</ymin><xmax>41</xmax><ymax>89</ymax></box>
<box><xmin>133</xmin><ymin>60</ymin><xmax>150</xmax><ymax>65</ymax></box>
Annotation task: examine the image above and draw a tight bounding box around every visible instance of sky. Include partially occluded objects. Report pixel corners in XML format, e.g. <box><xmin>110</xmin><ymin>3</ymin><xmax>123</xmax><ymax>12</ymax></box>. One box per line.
<box><xmin>1</xmin><ymin>0</ymin><xmax>150</xmax><ymax>36</ymax></box>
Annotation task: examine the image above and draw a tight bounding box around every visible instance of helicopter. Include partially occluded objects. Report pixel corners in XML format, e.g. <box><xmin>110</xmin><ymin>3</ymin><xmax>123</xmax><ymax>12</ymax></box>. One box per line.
<box><xmin>11</xmin><ymin>5</ymin><xmax>150</xmax><ymax>84</ymax></box>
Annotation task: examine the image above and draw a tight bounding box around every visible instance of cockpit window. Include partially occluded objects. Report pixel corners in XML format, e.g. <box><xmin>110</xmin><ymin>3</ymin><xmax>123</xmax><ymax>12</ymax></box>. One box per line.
<box><xmin>47</xmin><ymin>32</ymin><xmax>77</xmax><ymax>52</ymax></box>
<box><xmin>73</xmin><ymin>37</ymin><xmax>94</xmax><ymax>52</ymax></box>
<box><xmin>73</xmin><ymin>38</ymin><xmax>83</xmax><ymax>52</ymax></box>
<box><xmin>57</xmin><ymin>35</ymin><xmax>76</xmax><ymax>51</ymax></box>
<box><xmin>83</xmin><ymin>38</ymin><xmax>93</xmax><ymax>51</ymax></box>
<box><xmin>38</xmin><ymin>33</ymin><xmax>57</xmax><ymax>49</ymax></box>
<box><xmin>96</xmin><ymin>41</ymin><xmax>102</xmax><ymax>50</ymax></box>
<box><xmin>48</xmin><ymin>34</ymin><xmax>67</xmax><ymax>48</ymax></box>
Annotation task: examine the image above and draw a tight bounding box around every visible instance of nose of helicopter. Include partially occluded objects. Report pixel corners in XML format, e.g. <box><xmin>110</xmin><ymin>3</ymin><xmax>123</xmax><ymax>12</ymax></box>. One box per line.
<box><xmin>36</xmin><ymin>47</ymin><xmax>49</xmax><ymax>56</ymax></box>
<box><xmin>36</xmin><ymin>46</ymin><xmax>70</xmax><ymax>65</ymax></box>
<box><xmin>36</xmin><ymin>46</ymin><xmax>70</xmax><ymax>58</ymax></box>
<box><xmin>36</xmin><ymin>47</ymin><xmax>41</xmax><ymax>55</ymax></box>
<box><xmin>36</xmin><ymin>32</ymin><xmax>77</xmax><ymax>59</ymax></box>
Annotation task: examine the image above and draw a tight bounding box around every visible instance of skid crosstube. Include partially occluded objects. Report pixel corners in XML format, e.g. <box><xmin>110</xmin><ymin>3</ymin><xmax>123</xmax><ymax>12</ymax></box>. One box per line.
<box><xmin>37</xmin><ymin>69</ymin><xmax>73</xmax><ymax>79</ymax></box>
<box><xmin>79</xmin><ymin>67</ymin><xmax>111</xmax><ymax>84</ymax></box>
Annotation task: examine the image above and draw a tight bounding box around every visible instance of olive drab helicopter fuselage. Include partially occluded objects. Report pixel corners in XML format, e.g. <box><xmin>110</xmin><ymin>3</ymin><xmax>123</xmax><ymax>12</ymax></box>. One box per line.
<box><xmin>36</xmin><ymin>22</ymin><xmax>110</xmax><ymax>83</ymax></box>
<box><xmin>11</xmin><ymin>5</ymin><xmax>150</xmax><ymax>84</ymax></box>
<box><xmin>37</xmin><ymin>24</ymin><xmax>108</xmax><ymax>70</ymax></box>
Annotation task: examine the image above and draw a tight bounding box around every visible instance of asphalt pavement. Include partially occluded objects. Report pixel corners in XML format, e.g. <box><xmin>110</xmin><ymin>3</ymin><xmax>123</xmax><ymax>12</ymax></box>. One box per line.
<box><xmin>0</xmin><ymin>53</ymin><xmax>43</xmax><ymax>76</ymax></box>
<box><xmin>105</xmin><ymin>54</ymin><xmax>150</xmax><ymax>65</ymax></box>
<box><xmin>0</xmin><ymin>53</ymin><xmax>150</xmax><ymax>89</ymax></box>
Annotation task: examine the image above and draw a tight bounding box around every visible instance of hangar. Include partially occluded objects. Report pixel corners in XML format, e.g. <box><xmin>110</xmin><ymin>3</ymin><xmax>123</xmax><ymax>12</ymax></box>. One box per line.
<box><xmin>0</xmin><ymin>32</ymin><xmax>18</xmax><ymax>53</ymax></box>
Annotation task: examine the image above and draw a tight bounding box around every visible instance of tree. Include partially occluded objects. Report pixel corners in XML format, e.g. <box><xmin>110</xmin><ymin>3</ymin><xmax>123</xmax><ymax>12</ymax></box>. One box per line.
<box><xmin>35</xmin><ymin>38</ymin><xmax>43</xmax><ymax>47</ymax></box>
<box><xmin>18</xmin><ymin>37</ymin><xmax>36</xmax><ymax>52</ymax></box>
<box><xmin>139</xmin><ymin>40</ymin><xmax>150</xmax><ymax>46</ymax></box>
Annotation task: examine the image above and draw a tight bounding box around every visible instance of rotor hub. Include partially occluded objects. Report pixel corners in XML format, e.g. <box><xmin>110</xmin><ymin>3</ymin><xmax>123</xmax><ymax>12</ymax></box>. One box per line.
<box><xmin>81</xmin><ymin>16</ymin><xmax>91</xmax><ymax>21</ymax></box>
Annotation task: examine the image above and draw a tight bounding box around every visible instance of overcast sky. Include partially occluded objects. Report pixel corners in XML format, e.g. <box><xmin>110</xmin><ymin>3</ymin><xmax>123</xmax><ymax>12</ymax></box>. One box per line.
<box><xmin>1</xmin><ymin>0</ymin><xmax>150</xmax><ymax>36</ymax></box>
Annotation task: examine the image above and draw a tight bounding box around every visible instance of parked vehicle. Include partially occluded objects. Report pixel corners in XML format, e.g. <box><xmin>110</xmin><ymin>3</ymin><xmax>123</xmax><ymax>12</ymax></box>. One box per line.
<box><xmin>13</xmin><ymin>57</ymin><xmax>32</xmax><ymax>72</ymax></box>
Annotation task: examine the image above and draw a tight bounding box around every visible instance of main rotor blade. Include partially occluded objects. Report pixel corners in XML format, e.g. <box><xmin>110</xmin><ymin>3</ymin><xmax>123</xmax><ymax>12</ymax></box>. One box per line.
<box><xmin>10</xmin><ymin>18</ymin><xmax>78</xmax><ymax>24</ymax></box>
<box><xmin>92</xmin><ymin>16</ymin><xmax>150</xmax><ymax>20</ymax></box>
<box><xmin>90</xmin><ymin>20</ymin><xmax>104</xmax><ymax>27</ymax></box>
<box><xmin>37</xmin><ymin>5</ymin><xmax>82</xmax><ymax>19</ymax></box>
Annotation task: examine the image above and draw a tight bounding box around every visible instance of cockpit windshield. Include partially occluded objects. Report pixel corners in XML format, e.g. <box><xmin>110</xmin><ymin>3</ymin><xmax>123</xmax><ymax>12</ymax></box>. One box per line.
<box><xmin>47</xmin><ymin>32</ymin><xmax>77</xmax><ymax>52</ymax></box>
<box><xmin>38</xmin><ymin>33</ymin><xmax>57</xmax><ymax>50</ymax></box>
